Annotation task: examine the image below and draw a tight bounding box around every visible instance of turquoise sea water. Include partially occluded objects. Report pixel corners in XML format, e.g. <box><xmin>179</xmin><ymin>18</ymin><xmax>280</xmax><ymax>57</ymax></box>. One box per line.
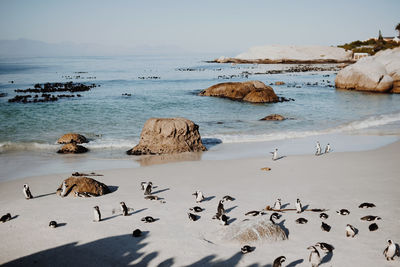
<box><xmin>1</xmin><ymin>54</ymin><xmax>400</xmax><ymax>179</ymax></box>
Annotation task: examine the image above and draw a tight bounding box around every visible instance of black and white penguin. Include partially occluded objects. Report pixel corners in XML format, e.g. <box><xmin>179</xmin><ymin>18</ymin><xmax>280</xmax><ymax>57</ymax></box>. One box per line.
<box><xmin>315</xmin><ymin>141</ymin><xmax>321</xmax><ymax>156</ymax></box>
<box><xmin>93</xmin><ymin>206</ymin><xmax>101</xmax><ymax>222</ymax></box>
<box><xmin>49</xmin><ymin>221</ymin><xmax>57</xmax><ymax>228</ymax></box>
<box><xmin>273</xmin><ymin>198</ymin><xmax>281</xmax><ymax>210</ymax></box>
<box><xmin>359</xmin><ymin>202</ymin><xmax>376</xmax><ymax>208</ymax></box>
<box><xmin>307</xmin><ymin>246</ymin><xmax>321</xmax><ymax>267</ymax></box>
<box><xmin>144</xmin><ymin>195</ymin><xmax>158</xmax><ymax>200</ymax></box>
<box><xmin>270</xmin><ymin>213</ymin><xmax>281</xmax><ymax>224</ymax></box>
<box><xmin>346</xmin><ymin>224</ymin><xmax>357</xmax><ymax>237</ymax></box>
<box><xmin>222</xmin><ymin>195</ymin><xmax>235</xmax><ymax>201</ymax></box>
<box><xmin>0</xmin><ymin>213</ymin><xmax>11</xmax><ymax>223</ymax></box>
<box><xmin>140</xmin><ymin>182</ymin><xmax>147</xmax><ymax>190</ymax></box>
<box><xmin>144</xmin><ymin>182</ymin><xmax>153</xmax><ymax>195</ymax></box>
<box><xmin>220</xmin><ymin>214</ymin><xmax>228</xmax><ymax>226</ymax></box>
<box><xmin>75</xmin><ymin>191</ymin><xmax>91</xmax><ymax>198</ymax></box>
<box><xmin>241</xmin><ymin>245</ymin><xmax>254</xmax><ymax>254</ymax></box>
<box><xmin>336</xmin><ymin>209</ymin><xmax>350</xmax><ymax>215</ymax></box>
<box><xmin>315</xmin><ymin>242</ymin><xmax>334</xmax><ymax>253</ymax></box>
<box><xmin>272</xmin><ymin>256</ymin><xmax>286</xmax><ymax>267</ymax></box>
<box><xmin>23</xmin><ymin>184</ymin><xmax>33</xmax><ymax>199</ymax></box>
<box><xmin>296</xmin><ymin>217</ymin><xmax>308</xmax><ymax>224</ymax></box>
<box><xmin>132</xmin><ymin>229</ymin><xmax>142</xmax><ymax>237</ymax></box>
<box><xmin>60</xmin><ymin>181</ymin><xmax>68</xmax><ymax>197</ymax></box>
<box><xmin>369</xmin><ymin>223</ymin><xmax>379</xmax><ymax>231</ymax></box>
<box><xmin>360</xmin><ymin>215</ymin><xmax>381</xmax><ymax>221</ymax></box>
<box><xmin>189</xmin><ymin>206</ymin><xmax>203</xmax><ymax>213</ymax></box>
<box><xmin>188</xmin><ymin>213</ymin><xmax>198</xmax><ymax>221</ymax></box>
<box><xmin>324</xmin><ymin>143</ymin><xmax>331</xmax><ymax>154</ymax></box>
<box><xmin>217</xmin><ymin>200</ymin><xmax>225</xmax><ymax>217</ymax></box>
<box><xmin>271</xmin><ymin>148</ymin><xmax>278</xmax><ymax>161</ymax></box>
<box><xmin>383</xmin><ymin>239</ymin><xmax>398</xmax><ymax>261</ymax></box>
<box><xmin>120</xmin><ymin>202</ymin><xmax>128</xmax><ymax>216</ymax></box>
<box><xmin>245</xmin><ymin>210</ymin><xmax>265</xmax><ymax>216</ymax></box>
<box><xmin>141</xmin><ymin>216</ymin><xmax>156</xmax><ymax>223</ymax></box>
<box><xmin>320</xmin><ymin>213</ymin><xmax>329</xmax><ymax>220</ymax></box>
<box><xmin>321</xmin><ymin>222</ymin><xmax>331</xmax><ymax>232</ymax></box>
<box><xmin>295</xmin><ymin>198</ymin><xmax>303</xmax><ymax>213</ymax></box>
<box><xmin>192</xmin><ymin>190</ymin><xmax>204</xmax><ymax>203</ymax></box>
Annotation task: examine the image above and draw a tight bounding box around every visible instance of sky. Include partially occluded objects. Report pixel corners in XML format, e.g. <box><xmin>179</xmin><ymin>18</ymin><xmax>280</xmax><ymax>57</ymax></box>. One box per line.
<box><xmin>0</xmin><ymin>0</ymin><xmax>399</xmax><ymax>54</ymax></box>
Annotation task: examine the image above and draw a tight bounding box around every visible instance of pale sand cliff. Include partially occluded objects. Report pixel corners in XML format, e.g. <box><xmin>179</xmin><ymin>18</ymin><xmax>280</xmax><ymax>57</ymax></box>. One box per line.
<box><xmin>0</xmin><ymin>141</ymin><xmax>399</xmax><ymax>266</ymax></box>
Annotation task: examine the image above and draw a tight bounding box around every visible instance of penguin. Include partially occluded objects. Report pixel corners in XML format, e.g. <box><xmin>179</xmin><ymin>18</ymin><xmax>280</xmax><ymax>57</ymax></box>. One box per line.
<box><xmin>271</xmin><ymin>148</ymin><xmax>278</xmax><ymax>161</ymax></box>
<box><xmin>120</xmin><ymin>202</ymin><xmax>128</xmax><ymax>216</ymax></box>
<box><xmin>0</xmin><ymin>213</ymin><xmax>11</xmax><ymax>223</ymax></box>
<box><xmin>140</xmin><ymin>182</ymin><xmax>147</xmax><ymax>190</ymax></box>
<box><xmin>383</xmin><ymin>239</ymin><xmax>398</xmax><ymax>261</ymax></box>
<box><xmin>220</xmin><ymin>214</ymin><xmax>228</xmax><ymax>226</ymax></box>
<box><xmin>336</xmin><ymin>209</ymin><xmax>350</xmax><ymax>215</ymax></box>
<box><xmin>272</xmin><ymin>256</ymin><xmax>286</xmax><ymax>267</ymax></box>
<box><xmin>23</xmin><ymin>184</ymin><xmax>33</xmax><ymax>199</ymax></box>
<box><xmin>189</xmin><ymin>206</ymin><xmax>203</xmax><ymax>213</ymax></box>
<box><xmin>141</xmin><ymin>216</ymin><xmax>156</xmax><ymax>223</ymax></box>
<box><xmin>60</xmin><ymin>181</ymin><xmax>68</xmax><ymax>197</ymax></box>
<box><xmin>75</xmin><ymin>191</ymin><xmax>92</xmax><ymax>198</ymax></box>
<box><xmin>192</xmin><ymin>191</ymin><xmax>204</xmax><ymax>203</ymax></box>
<box><xmin>273</xmin><ymin>198</ymin><xmax>281</xmax><ymax>210</ymax></box>
<box><xmin>315</xmin><ymin>242</ymin><xmax>334</xmax><ymax>253</ymax></box>
<box><xmin>315</xmin><ymin>141</ymin><xmax>321</xmax><ymax>156</ymax></box>
<box><xmin>369</xmin><ymin>223</ymin><xmax>379</xmax><ymax>231</ymax></box>
<box><xmin>295</xmin><ymin>198</ymin><xmax>303</xmax><ymax>213</ymax></box>
<box><xmin>324</xmin><ymin>143</ymin><xmax>331</xmax><ymax>153</ymax></box>
<box><xmin>307</xmin><ymin>246</ymin><xmax>321</xmax><ymax>267</ymax></box>
<box><xmin>245</xmin><ymin>210</ymin><xmax>265</xmax><ymax>216</ymax></box>
<box><xmin>217</xmin><ymin>200</ymin><xmax>225</xmax><ymax>217</ymax></box>
<box><xmin>346</xmin><ymin>224</ymin><xmax>357</xmax><ymax>237</ymax></box>
<box><xmin>93</xmin><ymin>206</ymin><xmax>101</xmax><ymax>222</ymax></box>
<box><xmin>132</xmin><ymin>229</ymin><xmax>142</xmax><ymax>237</ymax></box>
<box><xmin>241</xmin><ymin>245</ymin><xmax>254</xmax><ymax>254</ymax></box>
<box><xmin>144</xmin><ymin>195</ymin><xmax>158</xmax><ymax>200</ymax></box>
<box><xmin>188</xmin><ymin>213</ymin><xmax>198</xmax><ymax>221</ymax></box>
<box><xmin>222</xmin><ymin>195</ymin><xmax>235</xmax><ymax>201</ymax></box>
<box><xmin>144</xmin><ymin>182</ymin><xmax>153</xmax><ymax>195</ymax></box>
<box><xmin>358</xmin><ymin>202</ymin><xmax>376</xmax><ymax>208</ymax></box>
<box><xmin>320</xmin><ymin>213</ymin><xmax>329</xmax><ymax>220</ymax></box>
<box><xmin>49</xmin><ymin>221</ymin><xmax>57</xmax><ymax>228</ymax></box>
<box><xmin>321</xmin><ymin>222</ymin><xmax>331</xmax><ymax>232</ymax></box>
<box><xmin>295</xmin><ymin>217</ymin><xmax>308</xmax><ymax>224</ymax></box>
<box><xmin>270</xmin><ymin>213</ymin><xmax>281</xmax><ymax>224</ymax></box>
<box><xmin>360</xmin><ymin>215</ymin><xmax>381</xmax><ymax>221</ymax></box>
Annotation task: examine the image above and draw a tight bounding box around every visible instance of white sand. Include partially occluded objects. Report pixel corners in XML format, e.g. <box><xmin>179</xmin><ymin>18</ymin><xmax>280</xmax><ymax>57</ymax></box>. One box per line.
<box><xmin>0</xmin><ymin>141</ymin><xmax>399</xmax><ymax>266</ymax></box>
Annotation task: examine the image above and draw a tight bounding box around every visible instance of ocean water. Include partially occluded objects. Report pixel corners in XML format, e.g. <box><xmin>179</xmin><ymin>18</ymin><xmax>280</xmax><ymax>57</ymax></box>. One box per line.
<box><xmin>1</xmin><ymin>54</ymin><xmax>400</xmax><ymax>179</ymax></box>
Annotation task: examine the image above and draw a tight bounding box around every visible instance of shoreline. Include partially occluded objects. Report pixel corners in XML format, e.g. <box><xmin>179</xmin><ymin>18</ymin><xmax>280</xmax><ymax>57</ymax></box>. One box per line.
<box><xmin>208</xmin><ymin>58</ymin><xmax>355</xmax><ymax>64</ymax></box>
<box><xmin>0</xmin><ymin>136</ymin><xmax>399</xmax><ymax>266</ymax></box>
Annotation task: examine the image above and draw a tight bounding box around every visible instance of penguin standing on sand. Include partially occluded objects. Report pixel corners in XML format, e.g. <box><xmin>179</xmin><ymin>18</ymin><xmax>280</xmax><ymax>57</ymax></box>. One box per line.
<box><xmin>315</xmin><ymin>242</ymin><xmax>334</xmax><ymax>253</ymax></box>
<box><xmin>120</xmin><ymin>202</ymin><xmax>128</xmax><ymax>216</ymax></box>
<box><xmin>270</xmin><ymin>213</ymin><xmax>281</xmax><ymax>224</ymax></box>
<box><xmin>271</xmin><ymin>148</ymin><xmax>278</xmax><ymax>161</ymax></box>
<box><xmin>0</xmin><ymin>213</ymin><xmax>11</xmax><ymax>223</ymax></box>
<box><xmin>144</xmin><ymin>182</ymin><xmax>153</xmax><ymax>195</ymax></box>
<box><xmin>192</xmin><ymin>191</ymin><xmax>204</xmax><ymax>203</ymax></box>
<box><xmin>272</xmin><ymin>256</ymin><xmax>286</xmax><ymax>267</ymax></box>
<box><xmin>23</xmin><ymin>184</ymin><xmax>33</xmax><ymax>199</ymax></box>
<box><xmin>346</xmin><ymin>224</ymin><xmax>357</xmax><ymax>237</ymax></box>
<box><xmin>93</xmin><ymin>206</ymin><xmax>101</xmax><ymax>222</ymax></box>
<box><xmin>217</xmin><ymin>200</ymin><xmax>225</xmax><ymax>217</ymax></box>
<box><xmin>315</xmin><ymin>141</ymin><xmax>321</xmax><ymax>156</ymax></box>
<box><xmin>295</xmin><ymin>198</ymin><xmax>303</xmax><ymax>213</ymax></box>
<box><xmin>220</xmin><ymin>214</ymin><xmax>228</xmax><ymax>225</ymax></box>
<box><xmin>49</xmin><ymin>221</ymin><xmax>58</xmax><ymax>228</ymax></box>
<box><xmin>324</xmin><ymin>143</ymin><xmax>331</xmax><ymax>153</ymax></box>
<box><xmin>273</xmin><ymin>198</ymin><xmax>281</xmax><ymax>210</ymax></box>
<box><xmin>307</xmin><ymin>246</ymin><xmax>321</xmax><ymax>267</ymax></box>
<box><xmin>383</xmin><ymin>239</ymin><xmax>398</xmax><ymax>261</ymax></box>
<box><xmin>60</xmin><ymin>181</ymin><xmax>68</xmax><ymax>197</ymax></box>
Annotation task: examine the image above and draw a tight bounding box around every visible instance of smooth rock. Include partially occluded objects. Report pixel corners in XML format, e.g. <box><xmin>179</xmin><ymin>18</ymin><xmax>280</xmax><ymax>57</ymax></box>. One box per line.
<box><xmin>56</xmin><ymin>177</ymin><xmax>110</xmax><ymax>197</ymax></box>
<box><xmin>127</xmin><ymin>118</ymin><xmax>206</xmax><ymax>155</ymax></box>
<box><xmin>57</xmin><ymin>133</ymin><xmax>88</xmax><ymax>144</ymax></box>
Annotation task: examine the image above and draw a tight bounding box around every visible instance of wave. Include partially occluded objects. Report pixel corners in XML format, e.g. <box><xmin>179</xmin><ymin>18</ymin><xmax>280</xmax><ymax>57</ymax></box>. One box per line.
<box><xmin>0</xmin><ymin>142</ymin><xmax>58</xmax><ymax>153</ymax></box>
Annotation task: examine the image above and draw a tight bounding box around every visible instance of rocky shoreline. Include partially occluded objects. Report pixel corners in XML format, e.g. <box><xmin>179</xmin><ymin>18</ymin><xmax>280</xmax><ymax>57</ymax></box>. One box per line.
<box><xmin>209</xmin><ymin>58</ymin><xmax>355</xmax><ymax>65</ymax></box>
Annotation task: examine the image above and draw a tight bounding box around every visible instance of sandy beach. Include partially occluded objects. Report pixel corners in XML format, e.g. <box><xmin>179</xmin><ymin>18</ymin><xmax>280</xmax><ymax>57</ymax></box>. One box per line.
<box><xmin>1</xmin><ymin>139</ymin><xmax>399</xmax><ymax>266</ymax></box>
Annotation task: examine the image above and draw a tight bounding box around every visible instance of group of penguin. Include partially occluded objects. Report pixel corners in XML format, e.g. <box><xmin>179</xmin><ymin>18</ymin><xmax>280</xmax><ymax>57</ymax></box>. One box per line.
<box><xmin>270</xmin><ymin>141</ymin><xmax>330</xmax><ymax>161</ymax></box>
<box><xmin>0</xmin><ymin>172</ymin><xmax>397</xmax><ymax>265</ymax></box>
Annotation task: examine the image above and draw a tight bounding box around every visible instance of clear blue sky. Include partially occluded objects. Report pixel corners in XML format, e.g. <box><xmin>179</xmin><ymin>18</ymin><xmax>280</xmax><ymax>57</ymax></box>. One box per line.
<box><xmin>0</xmin><ymin>0</ymin><xmax>399</xmax><ymax>53</ymax></box>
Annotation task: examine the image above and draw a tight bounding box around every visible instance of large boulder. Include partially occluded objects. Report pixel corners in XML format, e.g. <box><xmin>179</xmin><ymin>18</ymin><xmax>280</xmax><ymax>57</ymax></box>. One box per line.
<box><xmin>199</xmin><ymin>81</ymin><xmax>279</xmax><ymax>103</ymax></box>
<box><xmin>57</xmin><ymin>143</ymin><xmax>88</xmax><ymax>154</ymax></box>
<box><xmin>56</xmin><ymin>177</ymin><xmax>110</xmax><ymax>197</ymax></box>
<box><xmin>57</xmin><ymin>133</ymin><xmax>88</xmax><ymax>144</ymax></box>
<box><xmin>335</xmin><ymin>47</ymin><xmax>400</xmax><ymax>93</ymax></box>
<box><xmin>127</xmin><ymin>118</ymin><xmax>206</xmax><ymax>155</ymax></box>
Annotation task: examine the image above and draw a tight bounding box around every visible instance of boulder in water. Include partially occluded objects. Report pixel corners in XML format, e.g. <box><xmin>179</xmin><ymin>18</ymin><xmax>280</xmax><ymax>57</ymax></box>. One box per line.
<box><xmin>57</xmin><ymin>143</ymin><xmax>88</xmax><ymax>154</ymax></box>
<box><xmin>57</xmin><ymin>133</ymin><xmax>88</xmax><ymax>144</ymax></box>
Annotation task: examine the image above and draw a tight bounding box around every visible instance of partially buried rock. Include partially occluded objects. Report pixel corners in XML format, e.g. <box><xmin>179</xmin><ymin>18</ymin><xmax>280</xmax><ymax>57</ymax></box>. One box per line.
<box><xmin>199</xmin><ymin>80</ymin><xmax>279</xmax><ymax>103</ymax></box>
<box><xmin>127</xmin><ymin>117</ymin><xmax>206</xmax><ymax>155</ymax></box>
<box><xmin>57</xmin><ymin>133</ymin><xmax>88</xmax><ymax>144</ymax></box>
<box><xmin>275</xmin><ymin>81</ymin><xmax>285</xmax><ymax>85</ymax></box>
<box><xmin>56</xmin><ymin>177</ymin><xmax>110</xmax><ymax>197</ymax></box>
<box><xmin>260</xmin><ymin>114</ymin><xmax>286</xmax><ymax>121</ymax></box>
<box><xmin>57</xmin><ymin>143</ymin><xmax>88</xmax><ymax>154</ymax></box>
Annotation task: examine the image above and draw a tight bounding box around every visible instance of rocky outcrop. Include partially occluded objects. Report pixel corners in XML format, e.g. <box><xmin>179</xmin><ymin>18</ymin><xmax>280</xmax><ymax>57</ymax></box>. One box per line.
<box><xmin>57</xmin><ymin>143</ymin><xmax>88</xmax><ymax>154</ymax></box>
<box><xmin>56</xmin><ymin>177</ymin><xmax>110</xmax><ymax>197</ymax></box>
<box><xmin>335</xmin><ymin>47</ymin><xmax>400</xmax><ymax>93</ymax></box>
<box><xmin>199</xmin><ymin>81</ymin><xmax>279</xmax><ymax>103</ymax></box>
<box><xmin>127</xmin><ymin>118</ymin><xmax>206</xmax><ymax>155</ymax></box>
<box><xmin>260</xmin><ymin>114</ymin><xmax>286</xmax><ymax>121</ymax></box>
<box><xmin>57</xmin><ymin>133</ymin><xmax>88</xmax><ymax>144</ymax></box>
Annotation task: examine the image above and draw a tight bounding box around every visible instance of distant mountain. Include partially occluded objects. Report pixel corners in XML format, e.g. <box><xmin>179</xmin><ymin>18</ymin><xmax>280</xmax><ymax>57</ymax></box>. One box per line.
<box><xmin>0</xmin><ymin>39</ymin><xmax>188</xmax><ymax>57</ymax></box>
